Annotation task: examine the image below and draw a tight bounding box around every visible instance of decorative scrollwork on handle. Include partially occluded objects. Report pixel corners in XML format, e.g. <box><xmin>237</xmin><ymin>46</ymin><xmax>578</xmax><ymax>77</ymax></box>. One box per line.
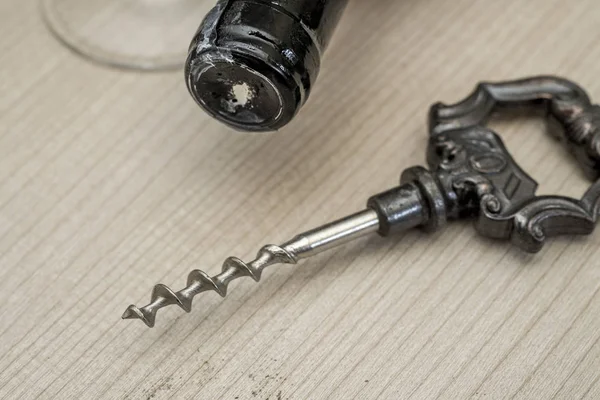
<box><xmin>426</xmin><ymin>76</ymin><xmax>600</xmax><ymax>253</ymax></box>
<box><xmin>429</xmin><ymin>76</ymin><xmax>600</xmax><ymax>179</ymax></box>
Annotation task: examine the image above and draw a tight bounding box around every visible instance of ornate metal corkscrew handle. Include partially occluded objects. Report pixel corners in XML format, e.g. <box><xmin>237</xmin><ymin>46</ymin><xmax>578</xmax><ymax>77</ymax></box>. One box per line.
<box><xmin>124</xmin><ymin>76</ymin><xmax>600</xmax><ymax>328</ymax></box>
<box><xmin>428</xmin><ymin>76</ymin><xmax>600</xmax><ymax>252</ymax></box>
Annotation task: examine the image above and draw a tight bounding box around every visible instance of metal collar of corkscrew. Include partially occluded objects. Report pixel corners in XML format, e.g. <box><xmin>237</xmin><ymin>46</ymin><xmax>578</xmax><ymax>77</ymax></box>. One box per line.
<box><xmin>410</xmin><ymin>76</ymin><xmax>600</xmax><ymax>253</ymax></box>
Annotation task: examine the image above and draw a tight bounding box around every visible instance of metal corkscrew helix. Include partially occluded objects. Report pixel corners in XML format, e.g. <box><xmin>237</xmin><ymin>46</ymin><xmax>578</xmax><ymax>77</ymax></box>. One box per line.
<box><xmin>123</xmin><ymin>76</ymin><xmax>600</xmax><ymax>328</ymax></box>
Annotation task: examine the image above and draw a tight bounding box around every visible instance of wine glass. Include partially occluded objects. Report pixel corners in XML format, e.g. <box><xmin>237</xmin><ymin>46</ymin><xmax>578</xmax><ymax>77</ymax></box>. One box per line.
<box><xmin>40</xmin><ymin>0</ymin><xmax>213</xmax><ymax>71</ymax></box>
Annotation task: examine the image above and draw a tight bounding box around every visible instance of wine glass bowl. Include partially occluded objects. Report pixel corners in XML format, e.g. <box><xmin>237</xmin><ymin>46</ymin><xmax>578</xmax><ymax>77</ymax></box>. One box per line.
<box><xmin>41</xmin><ymin>0</ymin><xmax>211</xmax><ymax>71</ymax></box>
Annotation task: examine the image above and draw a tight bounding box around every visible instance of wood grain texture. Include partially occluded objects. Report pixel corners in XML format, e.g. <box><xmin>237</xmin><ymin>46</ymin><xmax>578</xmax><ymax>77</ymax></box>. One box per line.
<box><xmin>1</xmin><ymin>1</ymin><xmax>600</xmax><ymax>399</ymax></box>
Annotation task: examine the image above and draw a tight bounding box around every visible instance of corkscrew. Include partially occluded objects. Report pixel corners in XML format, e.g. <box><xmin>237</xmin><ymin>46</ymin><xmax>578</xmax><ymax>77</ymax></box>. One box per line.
<box><xmin>123</xmin><ymin>76</ymin><xmax>600</xmax><ymax>328</ymax></box>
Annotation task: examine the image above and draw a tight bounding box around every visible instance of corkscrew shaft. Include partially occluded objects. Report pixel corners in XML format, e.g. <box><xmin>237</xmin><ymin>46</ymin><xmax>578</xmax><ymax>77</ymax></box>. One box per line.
<box><xmin>123</xmin><ymin>173</ymin><xmax>435</xmax><ymax>328</ymax></box>
<box><xmin>123</xmin><ymin>209</ymin><xmax>382</xmax><ymax>327</ymax></box>
<box><xmin>282</xmin><ymin>210</ymin><xmax>380</xmax><ymax>259</ymax></box>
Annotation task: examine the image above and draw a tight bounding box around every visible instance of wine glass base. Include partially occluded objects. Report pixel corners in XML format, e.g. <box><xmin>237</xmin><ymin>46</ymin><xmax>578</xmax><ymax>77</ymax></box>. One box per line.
<box><xmin>41</xmin><ymin>0</ymin><xmax>210</xmax><ymax>71</ymax></box>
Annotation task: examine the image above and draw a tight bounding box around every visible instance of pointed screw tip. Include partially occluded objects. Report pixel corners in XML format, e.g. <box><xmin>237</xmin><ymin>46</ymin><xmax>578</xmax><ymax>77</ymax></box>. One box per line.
<box><xmin>121</xmin><ymin>305</ymin><xmax>154</xmax><ymax>328</ymax></box>
<box><xmin>121</xmin><ymin>305</ymin><xmax>136</xmax><ymax>320</ymax></box>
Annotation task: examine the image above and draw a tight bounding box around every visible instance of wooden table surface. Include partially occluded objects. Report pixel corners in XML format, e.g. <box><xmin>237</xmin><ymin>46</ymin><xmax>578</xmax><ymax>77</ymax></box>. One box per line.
<box><xmin>2</xmin><ymin>1</ymin><xmax>600</xmax><ymax>399</ymax></box>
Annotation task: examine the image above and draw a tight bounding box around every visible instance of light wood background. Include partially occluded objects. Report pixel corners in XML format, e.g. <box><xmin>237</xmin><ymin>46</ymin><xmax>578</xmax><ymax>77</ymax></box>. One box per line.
<box><xmin>2</xmin><ymin>1</ymin><xmax>600</xmax><ymax>399</ymax></box>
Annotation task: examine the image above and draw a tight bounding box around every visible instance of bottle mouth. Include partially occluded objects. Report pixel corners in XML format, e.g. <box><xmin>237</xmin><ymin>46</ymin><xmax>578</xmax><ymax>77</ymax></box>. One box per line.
<box><xmin>184</xmin><ymin>0</ymin><xmax>327</xmax><ymax>132</ymax></box>
<box><xmin>186</xmin><ymin>49</ymin><xmax>303</xmax><ymax>132</ymax></box>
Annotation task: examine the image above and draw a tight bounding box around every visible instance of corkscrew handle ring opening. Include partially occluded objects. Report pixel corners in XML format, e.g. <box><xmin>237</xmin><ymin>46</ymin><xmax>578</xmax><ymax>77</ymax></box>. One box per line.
<box><xmin>429</xmin><ymin>76</ymin><xmax>600</xmax><ymax>180</ymax></box>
